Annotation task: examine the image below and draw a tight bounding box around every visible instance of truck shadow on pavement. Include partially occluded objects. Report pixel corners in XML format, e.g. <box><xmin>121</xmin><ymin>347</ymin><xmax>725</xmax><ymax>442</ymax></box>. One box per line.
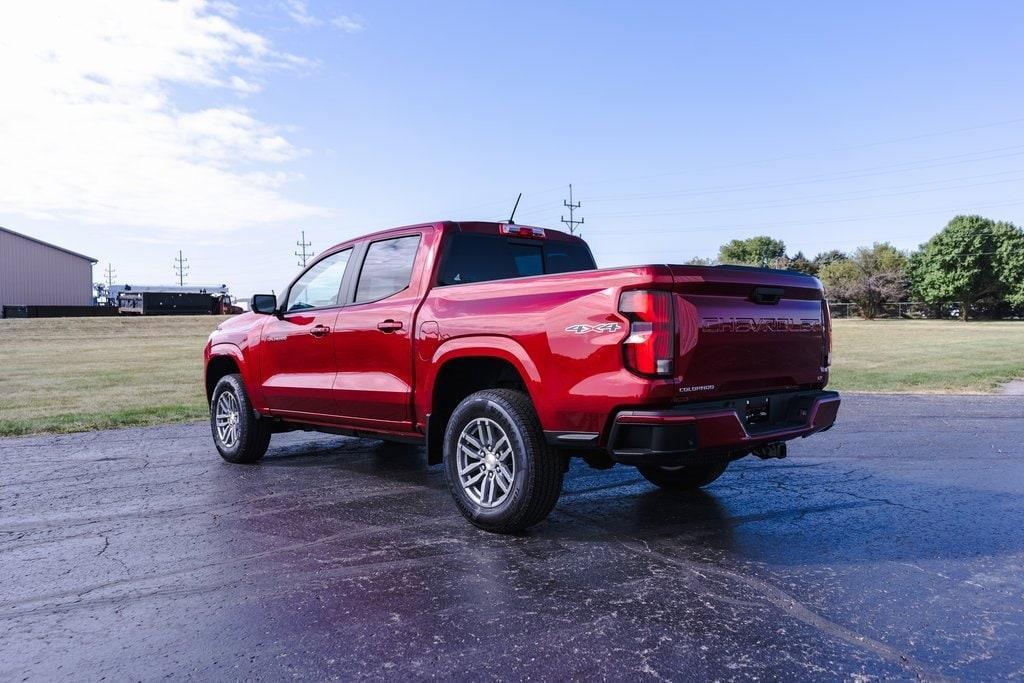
<box><xmin>247</xmin><ymin>434</ymin><xmax>1024</xmax><ymax>572</ymax></box>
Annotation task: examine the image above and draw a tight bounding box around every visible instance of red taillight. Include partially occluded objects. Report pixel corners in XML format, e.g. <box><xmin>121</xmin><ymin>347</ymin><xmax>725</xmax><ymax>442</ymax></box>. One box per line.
<box><xmin>822</xmin><ymin>299</ymin><xmax>832</xmax><ymax>367</ymax></box>
<box><xmin>619</xmin><ymin>290</ymin><xmax>675</xmax><ymax>377</ymax></box>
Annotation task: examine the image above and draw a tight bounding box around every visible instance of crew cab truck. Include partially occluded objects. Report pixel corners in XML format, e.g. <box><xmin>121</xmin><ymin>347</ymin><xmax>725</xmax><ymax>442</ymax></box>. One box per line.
<box><xmin>205</xmin><ymin>221</ymin><xmax>839</xmax><ymax>532</ymax></box>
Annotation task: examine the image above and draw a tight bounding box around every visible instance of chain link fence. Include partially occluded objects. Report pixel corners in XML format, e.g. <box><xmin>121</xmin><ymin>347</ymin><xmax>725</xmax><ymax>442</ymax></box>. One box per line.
<box><xmin>827</xmin><ymin>302</ymin><xmax>939</xmax><ymax>319</ymax></box>
<box><xmin>827</xmin><ymin>301</ymin><xmax>1023</xmax><ymax>320</ymax></box>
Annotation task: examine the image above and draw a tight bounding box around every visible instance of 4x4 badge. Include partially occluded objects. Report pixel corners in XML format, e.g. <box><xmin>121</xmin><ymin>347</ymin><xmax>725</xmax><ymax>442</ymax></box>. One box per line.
<box><xmin>565</xmin><ymin>322</ymin><xmax>622</xmax><ymax>334</ymax></box>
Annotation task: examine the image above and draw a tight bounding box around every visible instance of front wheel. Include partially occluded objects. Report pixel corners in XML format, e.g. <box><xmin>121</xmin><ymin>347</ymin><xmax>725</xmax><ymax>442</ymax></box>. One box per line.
<box><xmin>210</xmin><ymin>374</ymin><xmax>272</xmax><ymax>464</ymax></box>
<box><xmin>638</xmin><ymin>461</ymin><xmax>729</xmax><ymax>491</ymax></box>
<box><xmin>444</xmin><ymin>389</ymin><xmax>564</xmax><ymax>533</ymax></box>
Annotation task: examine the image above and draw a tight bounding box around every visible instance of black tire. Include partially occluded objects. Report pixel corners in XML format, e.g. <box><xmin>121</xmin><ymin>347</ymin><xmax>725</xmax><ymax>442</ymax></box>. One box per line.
<box><xmin>638</xmin><ymin>461</ymin><xmax>729</xmax><ymax>491</ymax></box>
<box><xmin>210</xmin><ymin>374</ymin><xmax>272</xmax><ymax>464</ymax></box>
<box><xmin>443</xmin><ymin>389</ymin><xmax>564</xmax><ymax>533</ymax></box>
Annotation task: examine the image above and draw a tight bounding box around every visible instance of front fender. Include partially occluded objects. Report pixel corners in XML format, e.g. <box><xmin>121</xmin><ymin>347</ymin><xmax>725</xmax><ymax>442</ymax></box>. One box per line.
<box><xmin>207</xmin><ymin>342</ymin><xmax>267</xmax><ymax>411</ymax></box>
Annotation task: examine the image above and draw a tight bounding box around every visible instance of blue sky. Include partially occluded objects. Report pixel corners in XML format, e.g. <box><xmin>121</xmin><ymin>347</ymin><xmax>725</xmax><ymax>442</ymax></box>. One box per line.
<box><xmin>2</xmin><ymin>1</ymin><xmax>1023</xmax><ymax>296</ymax></box>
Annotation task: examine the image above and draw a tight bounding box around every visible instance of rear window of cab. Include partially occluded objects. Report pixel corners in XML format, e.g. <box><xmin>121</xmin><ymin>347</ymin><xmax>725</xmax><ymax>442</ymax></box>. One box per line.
<box><xmin>437</xmin><ymin>232</ymin><xmax>595</xmax><ymax>286</ymax></box>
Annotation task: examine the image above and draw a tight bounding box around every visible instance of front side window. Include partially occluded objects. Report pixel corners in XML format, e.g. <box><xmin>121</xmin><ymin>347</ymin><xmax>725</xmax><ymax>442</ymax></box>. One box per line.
<box><xmin>286</xmin><ymin>249</ymin><xmax>352</xmax><ymax>312</ymax></box>
<box><xmin>355</xmin><ymin>235</ymin><xmax>421</xmax><ymax>303</ymax></box>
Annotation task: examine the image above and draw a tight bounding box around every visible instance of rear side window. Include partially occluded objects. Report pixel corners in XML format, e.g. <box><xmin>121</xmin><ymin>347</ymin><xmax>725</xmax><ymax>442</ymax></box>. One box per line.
<box><xmin>437</xmin><ymin>232</ymin><xmax>595</xmax><ymax>286</ymax></box>
<box><xmin>355</xmin><ymin>235</ymin><xmax>421</xmax><ymax>303</ymax></box>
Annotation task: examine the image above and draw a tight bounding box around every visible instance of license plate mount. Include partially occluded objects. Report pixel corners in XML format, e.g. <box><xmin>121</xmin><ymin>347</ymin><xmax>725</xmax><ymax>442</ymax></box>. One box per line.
<box><xmin>744</xmin><ymin>396</ymin><xmax>770</xmax><ymax>427</ymax></box>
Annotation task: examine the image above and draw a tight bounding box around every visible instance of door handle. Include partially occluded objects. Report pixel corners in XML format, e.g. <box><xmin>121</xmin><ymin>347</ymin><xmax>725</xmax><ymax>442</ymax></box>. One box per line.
<box><xmin>377</xmin><ymin>319</ymin><xmax>403</xmax><ymax>333</ymax></box>
<box><xmin>309</xmin><ymin>324</ymin><xmax>331</xmax><ymax>338</ymax></box>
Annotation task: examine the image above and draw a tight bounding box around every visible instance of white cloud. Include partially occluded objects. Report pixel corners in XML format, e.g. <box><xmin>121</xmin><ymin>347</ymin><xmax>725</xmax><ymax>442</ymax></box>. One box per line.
<box><xmin>0</xmin><ymin>0</ymin><xmax>328</xmax><ymax>232</ymax></box>
<box><xmin>229</xmin><ymin>74</ymin><xmax>263</xmax><ymax>94</ymax></box>
<box><xmin>283</xmin><ymin>0</ymin><xmax>321</xmax><ymax>27</ymax></box>
<box><xmin>331</xmin><ymin>15</ymin><xmax>365</xmax><ymax>34</ymax></box>
<box><xmin>281</xmin><ymin>3</ymin><xmax>365</xmax><ymax>35</ymax></box>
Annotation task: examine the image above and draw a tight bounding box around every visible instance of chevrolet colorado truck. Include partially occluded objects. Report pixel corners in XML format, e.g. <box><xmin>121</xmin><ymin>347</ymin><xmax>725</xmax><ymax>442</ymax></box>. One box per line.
<box><xmin>204</xmin><ymin>220</ymin><xmax>839</xmax><ymax>532</ymax></box>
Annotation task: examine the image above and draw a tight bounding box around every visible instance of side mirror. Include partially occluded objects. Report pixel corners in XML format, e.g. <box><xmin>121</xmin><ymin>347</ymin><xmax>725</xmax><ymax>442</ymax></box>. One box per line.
<box><xmin>251</xmin><ymin>294</ymin><xmax>278</xmax><ymax>315</ymax></box>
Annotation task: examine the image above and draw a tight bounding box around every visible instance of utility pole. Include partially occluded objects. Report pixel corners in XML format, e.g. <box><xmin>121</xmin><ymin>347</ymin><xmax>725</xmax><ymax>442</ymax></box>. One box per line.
<box><xmin>561</xmin><ymin>184</ymin><xmax>584</xmax><ymax>236</ymax></box>
<box><xmin>104</xmin><ymin>263</ymin><xmax>116</xmax><ymax>288</ymax></box>
<box><xmin>295</xmin><ymin>230</ymin><xmax>314</xmax><ymax>268</ymax></box>
<box><xmin>173</xmin><ymin>250</ymin><xmax>189</xmax><ymax>286</ymax></box>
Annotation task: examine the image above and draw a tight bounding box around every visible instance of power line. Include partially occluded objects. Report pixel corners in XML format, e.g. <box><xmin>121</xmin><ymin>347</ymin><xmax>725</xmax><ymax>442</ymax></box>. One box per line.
<box><xmin>173</xmin><ymin>250</ymin><xmax>189</xmax><ymax>286</ymax></box>
<box><xmin>579</xmin><ymin>199</ymin><xmax>1024</xmax><ymax>264</ymax></box>
<box><xmin>511</xmin><ymin>147</ymin><xmax>1024</xmax><ymax>225</ymax></box>
<box><xmin>584</xmin><ymin>144</ymin><xmax>1024</xmax><ymax>204</ymax></box>
<box><xmin>449</xmin><ymin>116</ymin><xmax>1024</xmax><ymax>219</ymax></box>
<box><xmin>483</xmin><ymin>146</ymin><xmax>1024</xmax><ymax>225</ymax></box>
<box><xmin>186</xmin><ymin>194</ymin><xmax>1024</xmax><ymax>277</ymax></box>
<box><xmin>560</xmin><ymin>184</ymin><xmax>584</xmax><ymax>235</ymax></box>
<box><xmin>295</xmin><ymin>230</ymin><xmax>314</xmax><ymax>268</ymax></box>
<box><xmin>104</xmin><ymin>263</ymin><xmax>116</xmax><ymax>288</ymax></box>
<box><xmin>581</xmin><ymin>197</ymin><xmax>1024</xmax><ymax>241</ymax></box>
<box><xmin>584</xmin><ymin>173</ymin><xmax>1024</xmax><ymax>220</ymax></box>
<box><xmin>443</xmin><ymin>183</ymin><xmax>568</xmax><ymax>218</ymax></box>
<box><xmin>567</xmin><ymin>115</ymin><xmax>1024</xmax><ymax>190</ymax></box>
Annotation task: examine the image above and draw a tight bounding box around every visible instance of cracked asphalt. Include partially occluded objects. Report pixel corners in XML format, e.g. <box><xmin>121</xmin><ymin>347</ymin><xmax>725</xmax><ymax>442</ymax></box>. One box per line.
<box><xmin>2</xmin><ymin>394</ymin><xmax>1022</xmax><ymax>680</ymax></box>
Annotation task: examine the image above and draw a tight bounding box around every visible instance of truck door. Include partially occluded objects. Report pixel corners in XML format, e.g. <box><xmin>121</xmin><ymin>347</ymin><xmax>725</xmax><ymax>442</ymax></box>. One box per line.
<box><xmin>260</xmin><ymin>248</ymin><xmax>353</xmax><ymax>418</ymax></box>
<box><xmin>331</xmin><ymin>233</ymin><xmax>423</xmax><ymax>429</ymax></box>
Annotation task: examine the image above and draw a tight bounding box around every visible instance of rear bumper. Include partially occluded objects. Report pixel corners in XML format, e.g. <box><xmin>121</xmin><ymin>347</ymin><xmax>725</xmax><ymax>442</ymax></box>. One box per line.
<box><xmin>607</xmin><ymin>390</ymin><xmax>840</xmax><ymax>465</ymax></box>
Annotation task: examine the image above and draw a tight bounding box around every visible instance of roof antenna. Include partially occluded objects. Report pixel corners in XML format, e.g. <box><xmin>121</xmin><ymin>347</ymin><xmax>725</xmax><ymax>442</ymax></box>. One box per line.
<box><xmin>507</xmin><ymin>192</ymin><xmax>522</xmax><ymax>224</ymax></box>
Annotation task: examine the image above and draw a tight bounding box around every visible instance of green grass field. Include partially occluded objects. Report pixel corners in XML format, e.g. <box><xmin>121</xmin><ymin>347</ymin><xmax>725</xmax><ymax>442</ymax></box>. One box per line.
<box><xmin>829</xmin><ymin>319</ymin><xmax>1024</xmax><ymax>394</ymax></box>
<box><xmin>1</xmin><ymin>316</ymin><xmax>1022</xmax><ymax>436</ymax></box>
<box><xmin>0</xmin><ymin>316</ymin><xmax>226</xmax><ymax>436</ymax></box>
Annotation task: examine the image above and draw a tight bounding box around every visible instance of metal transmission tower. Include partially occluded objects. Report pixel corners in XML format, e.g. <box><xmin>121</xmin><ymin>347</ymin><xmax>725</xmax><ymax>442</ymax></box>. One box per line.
<box><xmin>295</xmin><ymin>230</ymin><xmax>314</xmax><ymax>268</ymax></box>
<box><xmin>104</xmin><ymin>263</ymin><xmax>116</xmax><ymax>288</ymax></box>
<box><xmin>561</xmin><ymin>184</ymin><xmax>584</xmax><ymax>235</ymax></box>
<box><xmin>173</xmin><ymin>250</ymin><xmax>189</xmax><ymax>286</ymax></box>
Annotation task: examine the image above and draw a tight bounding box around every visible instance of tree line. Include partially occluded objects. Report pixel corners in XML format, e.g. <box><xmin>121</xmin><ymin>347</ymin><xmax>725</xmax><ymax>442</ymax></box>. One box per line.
<box><xmin>701</xmin><ymin>215</ymin><xmax>1024</xmax><ymax>321</ymax></box>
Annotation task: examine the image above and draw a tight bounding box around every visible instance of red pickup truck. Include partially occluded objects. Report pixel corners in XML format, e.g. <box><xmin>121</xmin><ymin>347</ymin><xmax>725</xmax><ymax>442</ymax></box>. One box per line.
<box><xmin>204</xmin><ymin>221</ymin><xmax>839</xmax><ymax>532</ymax></box>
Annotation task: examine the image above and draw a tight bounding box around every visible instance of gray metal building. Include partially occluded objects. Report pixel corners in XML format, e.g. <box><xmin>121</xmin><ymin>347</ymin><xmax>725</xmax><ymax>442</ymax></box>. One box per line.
<box><xmin>0</xmin><ymin>226</ymin><xmax>97</xmax><ymax>307</ymax></box>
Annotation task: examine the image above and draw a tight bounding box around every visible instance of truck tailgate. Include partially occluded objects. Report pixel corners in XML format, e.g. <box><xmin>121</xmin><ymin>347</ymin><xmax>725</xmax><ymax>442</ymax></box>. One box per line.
<box><xmin>669</xmin><ymin>265</ymin><xmax>828</xmax><ymax>399</ymax></box>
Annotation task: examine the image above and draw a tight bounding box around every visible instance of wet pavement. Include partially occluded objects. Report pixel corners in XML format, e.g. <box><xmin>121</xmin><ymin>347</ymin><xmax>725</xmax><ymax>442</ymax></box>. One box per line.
<box><xmin>1</xmin><ymin>394</ymin><xmax>1022</xmax><ymax>680</ymax></box>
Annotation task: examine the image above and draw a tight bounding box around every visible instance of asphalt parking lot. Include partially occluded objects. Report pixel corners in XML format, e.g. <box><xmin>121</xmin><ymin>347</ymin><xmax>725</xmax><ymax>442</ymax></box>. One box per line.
<box><xmin>2</xmin><ymin>394</ymin><xmax>1022</xmax><ymax>680</ymax></box>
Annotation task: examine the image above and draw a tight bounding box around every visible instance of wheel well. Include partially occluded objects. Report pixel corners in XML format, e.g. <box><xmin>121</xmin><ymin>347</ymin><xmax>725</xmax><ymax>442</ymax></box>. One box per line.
<box><xmin>427</xmin><ymin>357</ymin><xmax>527</xmax><ymax>464</ymax></box>
<box><xmin>206</xmin><ymin>355</ymin><xmax>240</xmax><ymax>402</ymax></box>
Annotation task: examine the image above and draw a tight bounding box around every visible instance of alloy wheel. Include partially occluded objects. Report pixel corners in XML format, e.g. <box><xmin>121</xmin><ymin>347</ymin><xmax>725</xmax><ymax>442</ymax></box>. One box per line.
<box><xmin>215</xmin><ymin>389</ymin><xmax>241</xmax><ymax>449</ymax></box>
<box><xmin>456</xmin><ymin>417</ymin><xmax>515</xmax><ymax>508</ymax></box>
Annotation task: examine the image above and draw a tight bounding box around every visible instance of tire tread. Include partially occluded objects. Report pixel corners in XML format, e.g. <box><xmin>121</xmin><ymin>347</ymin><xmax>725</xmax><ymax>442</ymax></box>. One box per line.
<box><xmin>211</xmin><ymin>374</ymin><xmax>272</xmax><ymax>464</ymax></box>
<box><xmin>445</xmin><ymin>388</ymin><xmax>563</xmax><ymax>533</ymax></box>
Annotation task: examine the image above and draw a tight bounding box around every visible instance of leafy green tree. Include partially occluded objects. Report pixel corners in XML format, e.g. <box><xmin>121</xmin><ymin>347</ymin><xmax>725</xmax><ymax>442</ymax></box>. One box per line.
<box><xmin>909</xmin><ymin>215</ymin><xmax>1024</xmax><ymax>320</ymax></box>
<box><xmin>718</xmin><ymin>236</ymin><xmax>786</xmax><ymax>267</ymax></box>
<box><xmin>685</xmin><ymin>256</ymin><xmax>716</xmax><ymax>266</ymax></box>
<box><xmin>819</xmin><ymin>243</ymin><xmax>908</xmax><ymax>319</ymax></box>
<box><xmin>818</xmin><ymin>259</ymin><xmax>859</xmax><ymax>298</ymax></box>
<box><xmin>813</xmin><ymin>249</ymin><xmax>848</xmax><ymax>271</ymax></box>
<box><xmin>992</xmin><ymin>221</ymin><xmax>1024</xmax><ymax>307</ymax></box>
<box><xmin>785</xmin><ymin>251</ymin><xmax>816</xmax><ymax>275</ymax></box>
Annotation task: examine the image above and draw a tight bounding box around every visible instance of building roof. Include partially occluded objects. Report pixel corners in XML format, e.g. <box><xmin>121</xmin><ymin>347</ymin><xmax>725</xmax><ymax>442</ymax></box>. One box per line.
<box><xmin>0</xmin><ymin>226</ymin><xmax>98</xmax><ymax>263</ymax></box>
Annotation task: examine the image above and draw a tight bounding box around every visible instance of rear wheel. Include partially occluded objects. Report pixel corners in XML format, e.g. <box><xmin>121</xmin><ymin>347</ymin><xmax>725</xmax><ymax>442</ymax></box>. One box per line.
<box><xmin>444</xmin><ymin>389</ymin><xmax>563</xmax><ymax>533</ymax></box>
<box><xmin>210</xmin><ymin>374</ymin><xmax>272</xmax><ymax>464</ymax></box>
<box><xmin>638</xmin><ymin>461</ymin><xmax>729</xmax><ymax>491</ymax></box>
